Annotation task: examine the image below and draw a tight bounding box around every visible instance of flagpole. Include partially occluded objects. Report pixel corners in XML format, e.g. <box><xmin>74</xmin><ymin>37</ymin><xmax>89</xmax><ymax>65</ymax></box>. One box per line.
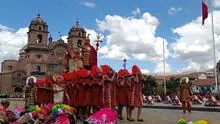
<box><xmin>163</xmin><ymin>38</ymin><xmax>166</xmax><ymax>95</ymax></box>
<box><xmin>209</xmin><ymin>0</ymin><xmax>218</xmax><ymax>93</ymax></box>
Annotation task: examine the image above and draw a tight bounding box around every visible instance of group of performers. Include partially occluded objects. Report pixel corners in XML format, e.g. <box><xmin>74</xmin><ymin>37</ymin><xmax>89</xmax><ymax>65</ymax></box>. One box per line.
<box><xmin>24</xmin><ymin>64</ymin><xmax>145</xmax><ymax>122</ymax></box>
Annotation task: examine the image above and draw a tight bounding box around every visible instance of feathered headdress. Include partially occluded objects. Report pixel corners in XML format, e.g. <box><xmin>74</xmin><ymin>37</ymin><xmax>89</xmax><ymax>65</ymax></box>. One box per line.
<box><xmin>26</xmin><ymin>76</ymin><xmax>37</xmax><ymax>85</ymax></box>
<box><xmin>101</xmin><ymin>65</ymin><xmax>112</xmax><ymax>76</ymax></box>
<box><xmin>35</xmin><ymin>80</ymin><xmax>45</xmax><ymax>87</ymax></box>
<box><xmin>63</xmin><ymin>72</ymin><xmax>72</xmax><ymax>81</ymax></box>
<box><xmin>180</xmin><ymin>77</ymin><xmax>189</xmax><ymax>83</ymax></box>
<box><xmin>132</xmin><ymin>65</ymin><xmax>141</xmax><ymax>75</ymax></box>
<box><xmin>118</xmin><ymin>69</ymin><xmax>130</xmax><ymax>78</ymax></box>
<box><xmin>91</xmin><ymin>65</ymin><xmax>102</xmax><ymax>76</ymax></box>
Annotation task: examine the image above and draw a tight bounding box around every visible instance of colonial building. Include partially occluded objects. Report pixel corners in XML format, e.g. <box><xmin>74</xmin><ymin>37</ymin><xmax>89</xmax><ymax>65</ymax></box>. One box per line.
<box><xmin>0</xmin><ymin>15</ymin><xmax>93</xmax><ymax>97</ymax></box>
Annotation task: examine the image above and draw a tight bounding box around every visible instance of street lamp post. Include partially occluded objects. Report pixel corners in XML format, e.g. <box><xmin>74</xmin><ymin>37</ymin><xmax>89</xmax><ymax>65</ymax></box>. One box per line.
<box><xmin>123</xmin><ymin>58</ymin><xmax>127</xmax><ymax>69</ymax></box>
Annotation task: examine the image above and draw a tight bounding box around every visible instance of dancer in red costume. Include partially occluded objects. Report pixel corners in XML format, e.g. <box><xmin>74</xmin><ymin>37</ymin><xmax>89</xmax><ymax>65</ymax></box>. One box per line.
<box><xmin>129</xmin><ymin>65</ymin><xmax>145</xmax><ymax>122</ymax></box>
<box><xmin>82</xmin><ymin>35</ymin><xmax>97</xmax><ymax>70</ymax></box>
<box><xmin>117</xmin><ymin>69</ymin><xmax>131</xmax><ymax>120</ymax></box>
<box><xmin>101</xmin><ymin>65</ymin><xmax>117</xmax><ymax>108</ymax></box>
<box><xmin>43</xmin><ymin>76</ymin><xmax>54</xmax><ymax>104</ymax></box>
<box><xmin>91</xmin><ymin>66</ymin><xmax>104</xmax><ymax>112</ymax></box>
<box><xmin>35</xmin><ymin>79</ymin><xmax>45</xmax><ymax>106</ymax></box>
<box><xmin>63</xmin><ymin>72</ymin><xmax>73</xmax><ymax>105</ymax></box>
<box><xmin>179</xmin><ymin>77</ymin><xmax>192</xmax><ymax>114</ymax></box>
<box><xmin>75</xmin><ymin>69</ymin><xmax>89</xmax><ymax>120</ymax></box>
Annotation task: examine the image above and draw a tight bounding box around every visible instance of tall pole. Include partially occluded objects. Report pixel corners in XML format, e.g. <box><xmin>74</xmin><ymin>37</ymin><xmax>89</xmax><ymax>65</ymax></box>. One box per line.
<box><xmin>210</xmin><ymin>0</ymin><xmax>218</xmax><ymax>93</ymax></box>
<box><xmin>163</xmin><ymin>38</ymin><xmax>166</xmax><ymax>95</ymax></box>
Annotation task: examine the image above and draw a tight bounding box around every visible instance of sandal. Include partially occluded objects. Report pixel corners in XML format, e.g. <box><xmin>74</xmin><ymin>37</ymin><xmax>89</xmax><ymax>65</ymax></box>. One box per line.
<box><xmin>128</xmin><ymin>119</ymin><xmax>134</xmax><ymax>121</ymax></box>
<box><xmin>137</xmin><ymin>119</ymin><xmax>144</xmax><ymax>122</ymax></box>
<box><xmin>118</xmin><ymin>117</ymin><xmax>124</xmax><ymax>120</ymax></box>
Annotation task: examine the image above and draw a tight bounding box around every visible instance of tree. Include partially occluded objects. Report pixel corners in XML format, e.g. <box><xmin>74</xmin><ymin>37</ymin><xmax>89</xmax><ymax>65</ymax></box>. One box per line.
<box><xmin>143</xmin><ymin>75</ymin><xmax>157</xmax><ymax>96</ymax></box>
<box><xmin>165</xmin><ymin>77</ymin><xmax>180</xmax><ymax>95</ymax></box>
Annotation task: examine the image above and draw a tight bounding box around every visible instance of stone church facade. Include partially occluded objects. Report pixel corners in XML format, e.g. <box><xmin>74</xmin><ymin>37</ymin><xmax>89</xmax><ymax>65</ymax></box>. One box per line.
<box><xmin>0</xmin><ymin>15</ymin><xmax>88</xmax><ymax>97</ymax></box>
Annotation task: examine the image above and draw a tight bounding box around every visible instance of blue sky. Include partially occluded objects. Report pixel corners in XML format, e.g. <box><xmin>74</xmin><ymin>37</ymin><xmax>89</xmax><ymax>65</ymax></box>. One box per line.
<box><xmin>1</xmin><ymin>0</ymin><xmax>220</xmax><ymax>74</ymax></box>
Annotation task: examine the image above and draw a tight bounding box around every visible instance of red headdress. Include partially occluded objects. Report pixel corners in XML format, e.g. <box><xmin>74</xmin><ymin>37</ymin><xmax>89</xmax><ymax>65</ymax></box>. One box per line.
<box><xmin>63</xmin><ymin>72</ymin><xmax>72</xmax><ymax>81</ymax></box>
<box><xmin>91</xmin><ymin>65</ymin><xmax>102</xmax><ymax>77</ymax></box>
<box><xmin>44</xmin><ymin>76</ymin><xmax>53</xmax><ymax>86</ymax></box>
<box><xmin>101</xmin><ymin>65</ymin><xmax>112</xmax><ymax>76</ymax></box>
<box><xmin>35</xmin><ymin>80</ymin><xmax>45</xmax><ymax>87</ymax></box>
<box><xmin>118</xmin><ymin>69</ymin><xmax>130</xmax><ymax>78</ymax></box>
<box><xmin>132</xmin><ymin>65</ymin><xmax>141</xmax><ymax>75</ymax></box>
<box><xmin>79</xmin><ymin>68</ymin><xmax>88</xmax><ymax>77</ymax></box>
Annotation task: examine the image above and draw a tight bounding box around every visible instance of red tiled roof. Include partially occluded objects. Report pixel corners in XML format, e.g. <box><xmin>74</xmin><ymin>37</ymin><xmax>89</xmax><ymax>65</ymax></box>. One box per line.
<box><xmin>192</xmin><ymin>79</ymin><xmax>214</xmax><ymax>86</ymax></box>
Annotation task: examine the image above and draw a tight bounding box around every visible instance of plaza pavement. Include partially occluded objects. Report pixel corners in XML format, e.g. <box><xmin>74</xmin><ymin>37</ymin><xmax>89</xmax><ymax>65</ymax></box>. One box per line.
<box><xmin>78</xmin><ymin>108</ymin><xmax>220</xmax><ymax>124</ymax></box>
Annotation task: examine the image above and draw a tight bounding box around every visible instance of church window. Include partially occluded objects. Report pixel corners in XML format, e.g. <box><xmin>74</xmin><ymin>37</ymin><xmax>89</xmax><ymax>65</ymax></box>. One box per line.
<box><xmin>79</xmin><ymin>33</ymin><xmax>81</xmax><ymax>36</ymax></box>
<box><xmin>39</xmin><ymin>26</ymin><xmax>41</xmax><ymax>30</ymax></box>
<box><xmin>36</xmin><ymin>66</ymin><xmax>41</xmax><ymax>73</ymax></box>
<box><xmin>77</xmin><ymin>40</ymin><xmax>82</xmax><ymax>47</ymax></box>
<box><xmin>7</xmin><ymin>66</ymin><xmax>12</xmax><ymax>70</ymax></box>
<box><xmin>36</xmin><ymin>54</ymin><xmax>42</xmax><ymax>59</ymax></box>
<box><xmin>37</xmin><ymin>34</ymin><xmax>42</xmax><ymax>43</ymax></box>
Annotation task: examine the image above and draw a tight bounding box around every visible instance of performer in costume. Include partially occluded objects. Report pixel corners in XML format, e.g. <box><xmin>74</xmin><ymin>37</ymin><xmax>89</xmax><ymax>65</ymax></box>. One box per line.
<box><xmin>75</xmin><ymin>69</ymin><xmax>88</xmax><ymax>120</ymax></box>
<box><xmin>129</xmin><ymin>65</ymin><xmax>145</xmax><ymax>122</ymax></box>
<box><xmin>179</xmin><ymin>77</ymin><xmax>192</xmax><ymax>114</ymax></box>
<box><xmin>53</xmin><ymin>74</ymin><xmax>69</xmax><ymax>105</ymax></box>
<box><xmin>44</xmin><ymin>76</ymin><xmax>54</xmax><ymax>104</ymax></box>
<box><xmin>82</xmin><ymin>34</ymin><xmax>97</xmax><ymax>70</ymax></box>
<box><xmin>35</xmin><ymin>79</ymin><xmax>46</xmax><ymax>106</ymax></box>
<box><xmin>101</xmin><ymin>65</ymin><xmax>116</xmax><ymax>108</ymax></box>
<box><xmin>84</xmin><ymin>70</ymin><xmax>93</xmax><ymax>117</ymax></box>
<box><xmin>63</xmin><ymin>72</ymin><xmax>73</xmax><ymax>105</ymax></box>
<box><xmin>117</xmin><ymin>69</ymin><xmax>131</xmax><ymax>120</ymax></box>
<box><xmin>91</xmin><ymin>66</ymin><xmax>104</xmax><ymax>112</ymax></box>
<box><xmin>24</xmin><ymin>76</ymin><xmax>37</xmax><ymax>108</ymax></box>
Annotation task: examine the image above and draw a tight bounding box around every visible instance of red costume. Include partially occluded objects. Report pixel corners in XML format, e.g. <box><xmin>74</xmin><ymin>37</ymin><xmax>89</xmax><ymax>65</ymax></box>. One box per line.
<box><xmin>75</xmin><ymin>69</ymin><xmax>85</xmax><ymax>107</ymax></box>
<box><xmin>82</xmin><ymin>35</ymin><xmax>97</xmax><ymax>70</ymax></box>
<box><xmin>35</xmin><ymin>78</ymin><xmax>53</xmax><ymax>105</ymax></box>
<box><xmin>101</xmin><ymin>65</ymin><xmax>117</xmax><ymax>108</ymax></box>
<box><xmin>70</xmin><ymin>72</ymin><xmax>79</xmax><ymax>107</ymax></box>
<box><xmin>129</xmin><ymin>65</ymin><xmax>144</xmax><ymax>107</ymax></box>
<box><xmin>117</xmin><ymin>69</ymin><xmax>131</xmax><ymax>106</ymax></box>
<box><xmin>63</xmin><ymin>72</ymin><xmax>72</xmax><ymax>105</ymax></box>
<box><xmin>91</xmin><ymin>66</ymin><xmax>104</xmax><ymax>109</ymax></box>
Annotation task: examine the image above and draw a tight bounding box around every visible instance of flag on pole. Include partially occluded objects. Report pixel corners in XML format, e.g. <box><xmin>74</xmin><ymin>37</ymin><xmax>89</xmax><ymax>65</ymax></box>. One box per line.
<box><xmin>202</xmin><ymin>0</ymin><xmax>208</xmax><ymax>25</ymax></box>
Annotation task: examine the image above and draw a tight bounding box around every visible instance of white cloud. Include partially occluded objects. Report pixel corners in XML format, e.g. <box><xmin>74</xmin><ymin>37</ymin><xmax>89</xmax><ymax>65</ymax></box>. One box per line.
<box><xmin>0</xmin><ymin>25</ymin><xmax>28</xmax><ymax>64</ymax></box>
<box><xmin>213</xmin><ymin>0</ymin><xmax>220</xmax><ymax>8</ymax></box>
<box><xmin>171</xmin><ymin>10</ymin><xmax>220</xmax><ymax>72</ymax></box>
<box><xmin>141</xmin><ymin>69</ymin><xmax>150</xmax><ymax>74</ymax></box>
<box><xmin>96</xmin><ymin>13</ymin><xmax>169</xmax><ymax>62</ymax></box>
<box><xmin>131</xmin><ymin>8</ymin><xmax>141</xmax><ymax>16</ymax></box>
<box><xmin>168</xmin><ymin>6</ymin><xmax>182</xmax><ymax>15</ymax></box>
<box><xmin>80</xmin><ymin>1</ymin><xmax>96</xmax><ymax>8</ymax></box>
<box><xmin>61</xmin><ymin>36</ymin><xmax>68</xmax><ymax>43</ymax></box>
<box><xmin>154</xmin><ymin>62</ymin><xmax>171</xmax><ymax>73</ymax></box>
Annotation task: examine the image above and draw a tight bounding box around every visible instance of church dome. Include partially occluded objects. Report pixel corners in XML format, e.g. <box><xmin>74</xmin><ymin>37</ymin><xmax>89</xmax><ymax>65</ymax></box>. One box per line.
<box><xmin>68</xmin><ymin>21</ymin><xmax>86</xmax><ymax>38</ymax></box>
<box><xmin>69</xmin><ymin>21</ymin><xmax>86</xmax><ymax>32</ymax></box>
<box><xmin>30</xmin><ymin>14</ymin><xmax>47</xmax><ymax>25</ymax></box>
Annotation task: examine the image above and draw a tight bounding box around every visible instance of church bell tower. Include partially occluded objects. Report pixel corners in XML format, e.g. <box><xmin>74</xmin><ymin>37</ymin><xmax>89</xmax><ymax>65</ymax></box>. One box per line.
<box><xmin>26</xmin><ymin>14</ymin><xmax>49</xmax><ymax>51</ymax></box>
<box><xmin>67</xmin><ymin>21</ymin><xmax>86</xmax><ymax>53</ymax></box>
